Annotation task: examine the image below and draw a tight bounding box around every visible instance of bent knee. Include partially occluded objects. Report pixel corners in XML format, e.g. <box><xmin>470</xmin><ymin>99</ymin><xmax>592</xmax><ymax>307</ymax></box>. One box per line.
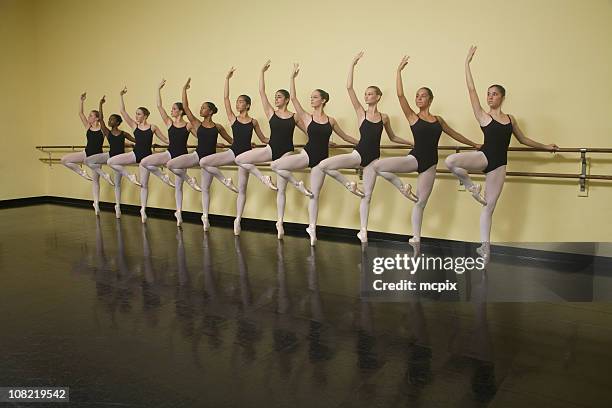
<box><xmin>444</xmin><ymin>155</ymin><xmax>457</xmax><ymax>169</ymax></box>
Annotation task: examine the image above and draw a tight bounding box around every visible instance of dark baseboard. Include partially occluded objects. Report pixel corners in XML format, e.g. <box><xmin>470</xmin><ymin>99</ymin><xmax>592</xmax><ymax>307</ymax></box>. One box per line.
<box><xmin>2</xmin><ymin>195</ymin><xmax>611</xmax><ymax>266</ymax></box>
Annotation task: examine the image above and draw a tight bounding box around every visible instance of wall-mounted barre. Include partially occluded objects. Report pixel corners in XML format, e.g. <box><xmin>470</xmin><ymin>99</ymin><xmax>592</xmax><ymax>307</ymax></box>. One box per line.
<box><xmin>35</xmin><ymin>145</ymin><xmax>612</xmax><ymax>196</ymax></box>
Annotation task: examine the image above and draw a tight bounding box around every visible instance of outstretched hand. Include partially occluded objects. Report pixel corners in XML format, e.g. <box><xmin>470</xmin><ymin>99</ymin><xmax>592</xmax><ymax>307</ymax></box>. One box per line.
<box><xmin>291</xmin><ymin>63</ymin><xmax>300</xmax><ymax>78</ymax></box>
<box><xmin>120</xmin><ymin>86</ymin><xmax>127</xmax><ymax>96</ymax></box>
<box><xmin>547</xmin><ymin>143</ymin><xmax>559</xmax><ymax>152</ymax></box>
<box><xmin>398</xmin><ymin>55</ymin><xmax>410</xmax><ymax>71</ymax></box>
<box><xmin>184</xmin><ymin>78</ymin><xmax>191</xmax><ymax>90</ymax></box>
<box><xmin>466</xmin><ymin>45</ymin><xmax>477</xmax><ymax>65</ymax></box>
<box><xmin>80</xmin><ymin>92</ymin><xmax>87</xmax><ymax>101</ymax></box>
<box><xmin>226</xmin><ymin>67</ymin><xmax>236</xmax><ymax>79</ymax></box>
<box><xmin>262</xmin><ymin>59</ymin><xmax>271</xmax><ymax>72</ymax></box>
<box><xmin>100</xmin><ymin>95</ymin><xmax>106</xmax><ymax>105</ymax></box>
<box><xmin>158</xmin><ymin>79</ymin><xmax>166</xmax><ymax>89</ymax></box>
<box><xmin>351</xmin><ymin>51</ymin><xmax>364</xmax><ymax>66</ymax></box>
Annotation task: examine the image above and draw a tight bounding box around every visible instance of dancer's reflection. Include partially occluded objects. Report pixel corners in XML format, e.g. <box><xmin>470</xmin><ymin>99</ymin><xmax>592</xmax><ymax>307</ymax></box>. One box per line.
<box><xmin>199</xmin><ymin>231</ymin><xmax>225</xmax><ymax>349</ymax></box>
<box><xmin>114</xmin><ymin>219</ymin><xmax>135</xmax><ymax>314</ymax></box>
<box><xmin>141</xmin><ymin>224</ymin><xmax>162</xmax><ymax>328</ymax></box>
<box><xmin>173</xmin><ymin>228</ymin><xmax>195</xmax><ymax>339</ymax></box>
<box><xmin>91</xmin><ymin>217</ymin><xmax>117</xmax><ymax>327</ymax></box>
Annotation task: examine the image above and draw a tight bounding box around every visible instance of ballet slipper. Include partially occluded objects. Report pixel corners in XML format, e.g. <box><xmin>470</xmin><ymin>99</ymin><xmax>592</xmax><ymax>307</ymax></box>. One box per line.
<box><xmin>276</xmin><ymin>221</ymin><xmax>284</xmax><ymax>240</ymax></box>
<box><xmin>140</xmin><ymin>208</ymin><xmax>147</xmax><ymax>224</ymax></box>
<box><xmin>357</xmin><ymin>228</ymin><xmax>368</xmax><ymax>244</ymax></box>
<box><xmin>93</xmin><ymin>202</ymin><xmax>100</xmax><ymax>216</ymax></box>
<box><xmin>399</xmin><ymin>183</ymin><xmax>418</xmax><ymax>203</ymax></box>
<box><xmin>127</xmin><ymin>174</ymin><xmax>141</xmax><ymax>187</ymax></box>
<box><xmin>186</xmin><ymin>176</ymin><xmax>202</xmax><ymax>192</ymax></box>
<box><xmin>201</xmin><ymin>214</ymin><xmax>210</xmax><ymax>231</ymax></box>
<box><xmin>409</xmin><ymin>237</ymin><xmax>421</xmax><ymax>257</ymax></box>
<box><xmin>101</xmin><ymin>172</ymin><xmax>115</xmax><ymax>186</ymax></box>
<box><xmin>174</xmin><ymin>211</ymin><xmax>183</xmax><ymax>227</ymax></box>
<box><xmin>114</xmin><ymin>204</ymin><xmax>121</xmax><ymax>219</ymax></box>
<box><xmin>306</xmin><ymin>225</ymin><xmax>317</xmax><ymax>246</ymax></box>
<box><xmin>222</xmin><ymin>177</ymin><xmax>239</xmax><ymax>193</ymax></box>
<box><xmin>468</xmin><ymin>184</ymin><xmax>487</xmax><ymax>206</ymax></box>
<box><xmin>345</xmin><ymin>181</ymin><xmax>365</xmax><ymax>198</ymax></box>
<box><xmin>295</xmin><ymin>180</ymin><xmax>313</xmax><ymax>197</ymax></box>
<box><xmin>476</xmin><ymin>242</ymin><xmax>491</xmax><ymax>265</ymax></box>
<box><xmin>160</xmin><ymin>173</ymin><xmax>175</xmax><ymax>188</ymax></box>
<box><xmin>233</xmin><ymin>218</ymin><xmax>241</xmax><ymax>236</ymax></box>
<box><xmin>262</xmin><ymin>175</ymin><xmax>278</xmax><ymax>191</ymax></box>
<box><xmin>79</xmin><ymin>169</ymin><xmax>93</xmax><ymax>181</ymax></box>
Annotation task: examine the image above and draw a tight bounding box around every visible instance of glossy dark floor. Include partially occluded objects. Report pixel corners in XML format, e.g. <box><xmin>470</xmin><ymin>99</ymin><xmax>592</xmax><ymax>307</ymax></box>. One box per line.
<box><xmin>1</xmin><ymin>205</ymin><xmax>611</xmax><ymax>407</ymax></box>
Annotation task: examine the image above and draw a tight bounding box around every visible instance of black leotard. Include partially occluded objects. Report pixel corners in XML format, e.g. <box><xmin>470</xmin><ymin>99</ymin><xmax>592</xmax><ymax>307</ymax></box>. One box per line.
<box><xmin>85</xmin><ymin>128</ymin><xmax>104</xmax><ymax>157</ymax></box>
<box><xmin>268</xmin><ymin>113</ymin><xmax>296</xmax><ymax>160</ymax></box>
<box><xmin>479</xmin><ymin>115</ymin><xmax>512</xmax><ymax>173</ymax></box>
<box><xmin>230</xmin><ymin>119</ymin><xmax>254</xmax><ymax>156</ymax></box>
<box><xmin>107</xmin><ymin>131</ymin><xmax>126</xmax><ymax>157</ymax></box>
<box><xmin>408</xmin><ymin>117</ymin><xmax>443</xmax><ymax>173</ymax></box>
<box><xmin>196</xmin><ymin>125</ymin><xmax>219</xmax><ymax>159</ymax></box>
<box><xmin>354</xmin><ymin>114</ymin><xmax>384</xmax><ymax>167</ymax></box>
<box><xmin>168</xmin><ymin>124</ymin><xmax>189</xmax><ymax>158</ymax></box>
<box><xmin>304</xmin><ymin>117</ymin><xmax>333</xmax><ymax>168</ymax></box>
<box><xmin>133</xmin><ymin>126</ymin><xmax>153</xmax><ymax>163</ymax></box>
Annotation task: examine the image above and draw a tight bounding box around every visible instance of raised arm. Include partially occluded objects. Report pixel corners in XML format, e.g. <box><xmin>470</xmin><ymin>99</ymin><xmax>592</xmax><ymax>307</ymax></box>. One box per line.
<box><xmin>216</xmin><ymin>123</ymin><xmax>233</xmax><ymax>145</ymax></box>
<box><xmin>438</xmin><ymin>116</ymin><xmax>480</xmax><ymax>148</ymax></box>
<box><xmin>119</xmin><ymin>87</ymin><xmax>137</xmax><ymax>129</ymax></box>
<box><xmin>259</xmin><ymin>60</ymin><xmax>275</xmax><ymax>119</ymax></box>
<box><xmin>224</xmin><ymin>67</ymin><xmax>236</xmax><ymax>123</ymax></box>
<box><xmin>289</xmin><ymin>63</ymin><xmax>310</xmax><ymax>125</ymax></box>
<box><xmin>330</xmin><ymin>117</ymin><xmax>359</xmax><ymax>145</ymax></box>
<box><xmin>98</xmin><ymin>95</ymin><xmax>109</xmax><ymax>136</ymax></box>
<box><xmin>383</xmin><ymin>114</ymin><xmax>413</xmax><ymax>146</ymax></box>
<box><xmin>510</xmin><ymin>115</ymin><xmax>558</xmax><ymax>151</ymax></box>
<box><xmin>252</xmin><ymin>119</ymin><xmax>269</xmax><ymax>144</ymax></box>
<box><xmin>152</xmin><ymin>124</ymin><xmax>169</xmax><ymax>145</ymax></box>
<box><xmin>157</xmin><ymin>79</ymin><xmax>172</xmax><ymax>127</ymax></box>
<box><xmin>347</xmin><ymin>51</ymin><xmax>366</xmax><ymax>117</ymax></box>
<box><xmin>396</xmin><ymin>56</ymin><xmax>418</xmax><ymax>124</ymax></box>
<box><xmin>79</xmin><ymin>92</ymin><xmax>88</xmax><ymax>127</ymax></box>
<box><xmin>465</xmin><ymin>46</ymin><xmax>489</xmax><ymax>125</ymax></box>
<box><xmin>182</xmin><ymin>78</ymin><xmax>201</xmax><ymax>128</ymax></box>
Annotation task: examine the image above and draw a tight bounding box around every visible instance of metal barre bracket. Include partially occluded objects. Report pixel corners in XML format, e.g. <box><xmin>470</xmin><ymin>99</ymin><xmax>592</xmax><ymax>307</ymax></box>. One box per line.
<box><xmin>579</xmin><ymin>149</ymin><xmax>588</xmax><ymax>197</ymax></box>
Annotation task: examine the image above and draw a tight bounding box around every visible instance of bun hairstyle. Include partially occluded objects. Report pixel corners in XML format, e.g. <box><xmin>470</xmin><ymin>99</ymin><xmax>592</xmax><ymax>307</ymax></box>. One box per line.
<box><xmin>367</xmin><ymin>85</ymin><xmax>383</xmax><ymax>96</ymax></box>
<box><xmin>174</xmin><ymin>102</ymin><xmax>186</xmax><ymax>116</ymax></box>
<box><xmin>315</xmin><ymin>89</ymin><xmax>330</xmax><ymax>105</ymax></box>
<box><xmin>110</xmin><ymin>114</ymin><xmax>123</xmax><ymax>125</ymax></box>
<box><xmin>206</xmin><ymin>102</ymin><xmax>218</xmax><ymax>115</ymax></box>
<box><xmin>277</xmin><ymin>89</ymin><xmax>290</xmax><ymax>101</ymax></box>
<box><xmin>138</xmin><ymin>107</ymin><xmax>151</xmax><ymax>117</ymax></box>
<box><xmin>489</xmin><ymin>84</ymin><xmax>506</xmax><ymax>97</ymax></box>
<box><xmin>238</xmin><ymin>94</ymin><xmax>252</xmax><ymax>110</ymax></box>
<box><xmin>419</xmin><ymin>87</ymin><xmax>434</xmax><ymax>100</ymax></box>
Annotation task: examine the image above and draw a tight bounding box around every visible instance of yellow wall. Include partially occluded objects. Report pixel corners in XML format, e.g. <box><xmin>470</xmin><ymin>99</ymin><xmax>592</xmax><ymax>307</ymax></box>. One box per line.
<box><xmin>10</xmin><ymin>0</ymin><xmax>612</xmax><ymax>241</ymax></box>
<box><xmin>0</xmin><ymin>0</ymin><xmax>44</xmax><ymax>200</ymax></box>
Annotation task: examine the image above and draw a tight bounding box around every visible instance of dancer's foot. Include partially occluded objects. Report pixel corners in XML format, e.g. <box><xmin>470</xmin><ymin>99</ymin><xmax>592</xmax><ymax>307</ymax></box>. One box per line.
<box><xmin>140</xmin><ymin>207</ymin><xmax>147</xmax><ymax>224</ymax></box>
<box><xmin>127</xmin><ymin>174</ymin><xmax>141</xmax><ymax>187</ymax></box>
<box><xmin>295</xmin><ymin>180</ymin><xmax>313</xmax><ymax>197</ymax></box>
<box><xmin>101</xmin><ymin>172</ymin><xmax>115</xmax><ymax>186</ymax></box>
<box><xmin>345</xmin><ymin>181</ymin><xmax>365</xmax><ymax>198</ymax></box>
<box><xmin>306</xmin><ymin>225</ymin><xmax>317</xmax><ymax>246</ymax></box>
<box><xmin>468</xmin><ymin>184</ymin><xmax>487</xmax><ymax>206</ymax></box>
<box><xmin>201</xmin><ymin>214</ymin><xmax>210</xmax><ymax>231</ymax></box>
<box><xmin>114</xmin><ymin>204</ymin><xmax>121</xmax><ymax>219</ymax></box>
<box><xmin>357</xmin><ymin>228</ymin><xmax>368</xmax><ymax>244</ymax></box>
<box><xmin>160</xmin><ymin>173</ymin><xmax>175</xmax><ymax>188</ymax></box>
<box><xmin>174</xmin><ymin>211</ymin><xmax>183</xmax><ymax>227</ymax></box>
<box><xmin>276</xmin><ymin>221</ymin><xmax>284</xmax><ymax>240</ymax></box>
<box><xmin>476</xmin><ymin>242</ymin><xmax>491</xmax><ymax>265</ymax></box>
<box><xmin>79</xmin><ymin>169</ymin><xmax>93</xmax><ymax>181</ymax></box>
<box><xmin>233</xmin><ymin>218</ymin><xmax>241</xmax><ymax>236</ymax></box>
<box><xmin>186</xmin><ymin>176</ymin><xmax>202</xmax><ymax>192</ymax></box>
<box><xmin>399</xmin><ymin>183</ymin><xmax>418</xmax><ymax>202</ymax></box>
<box><xmin>93</xmin><ymin>202</ymin><xmax>100</xmax><ymax>216</ymax></box>
<box><xmin>261</xmin><ymin>175</ymin><xmax>278</xmax><ymax>191</ymax></box>
<box><xmin>409</xmin><ymin>237</ymin><xmax>421</xmax><ymax>257</ymax></box>
<box><xmin>222</xmin><ymin>178</ymin><xmax>239</xmax><ymax>193</ymax></box>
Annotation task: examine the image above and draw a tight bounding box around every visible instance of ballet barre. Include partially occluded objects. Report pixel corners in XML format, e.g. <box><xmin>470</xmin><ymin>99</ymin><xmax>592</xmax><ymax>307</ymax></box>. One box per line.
<box><xmin>36</xmin><ymin>144</ymin><xmax>612</xmax><ymax>196</ymax></box>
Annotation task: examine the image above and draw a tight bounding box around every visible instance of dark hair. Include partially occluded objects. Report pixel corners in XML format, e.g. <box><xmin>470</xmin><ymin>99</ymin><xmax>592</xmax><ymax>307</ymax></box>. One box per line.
<box><xmin>488</xmin><ymin>84</ymin><xmax>506</xmax><ymax>97</ymax></box>
<box><xmin>174</xmin><ymin>102</ymin><xmax>185</xmax><ymax>116</ymax></box>
<box><xmin>110</xmin><ymin>114</ymin><xmax>123</xmax><ymax>125</ymax></box>
<box><xmin>418</xmin><ymin>87</ymin><xmax>434</xmax><ymax>100</ymax></box>
<box><xmin>91</xmin><ymin>110</ymin><xmax>100</xmax><ymax>118</ymax></box>
<box><xmin>367</xmin><ymin>86</ymin><xmax>383</xmax><ymax>96</ymax></box>
<box><xmin>137</xmin><ymin>107</ymin><xmax>150</xmax><ymax>117</ymax></box>
<box><xmin>315</xmin><ymin>89</ymin><xmax>329</xmax><ymax>105</ymax></box>
<box><xmin>238</xmin><ymin>94</ymin><xmax>251</xmax><ymax>110</ymax></box>
<box><xmin>205</xmin><ymin>102</ymin><xmax>218</xmax><ymax>115</ymax></box>
<box><xmin>276</xmin><ymin>89</ymin><xmax>290</xmax><ymax>101</ymax></box>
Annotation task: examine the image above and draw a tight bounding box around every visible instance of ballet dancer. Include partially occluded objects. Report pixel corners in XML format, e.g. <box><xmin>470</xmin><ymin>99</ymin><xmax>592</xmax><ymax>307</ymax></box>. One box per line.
<box><xmin>167</xmin><ymin>78</ymin><xmax>233</xmax><ymax>229</ymax></box>
<box><xmin>60</xmin><ymin>92</ymin><xmax>110</xmax><ymax>215</ymax></box>
<box><xmin>199</xmin><ymin>67</ymin><xmax>267</xmax><ymax>236</ymax></box>
<box><xmin>98</xmin><ymin>95</ymin><xmax>136</xmax><ymax>218</ymax></box>
<box><xmin>107</xmin><ymin>86</ymin><xmax>168</xmax><ymax>223</ymax></box>
<box><xmin>313</xmin><ymin>51</ymin><xmax>411</xmax><ymax>243</ymax></box>
<box><xmin>365</xmin><ymin>56</ymin><xmax>480</xmax><ymax>250</ymax></box>
<box><xmin>445</xmin><ymin>46</ymin><xmax>558</xmax><ymax>261</ymax></box>
<box><xmin>271</xmin><ymin>63</ymin><xmax>359</xmax><ymax>245</ymax></box>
